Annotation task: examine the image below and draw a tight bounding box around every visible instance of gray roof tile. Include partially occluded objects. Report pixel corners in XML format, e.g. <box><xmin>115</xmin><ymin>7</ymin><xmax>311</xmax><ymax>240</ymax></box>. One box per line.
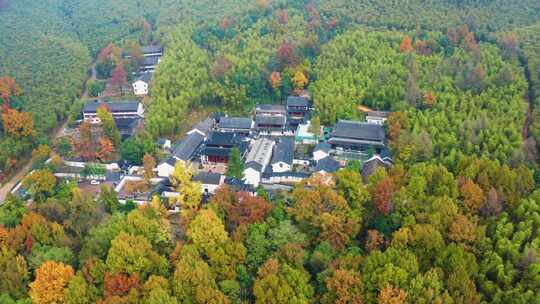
<box><xmin>172</xmin><ymin>132</ymin><xmax>205</xmax><ymax>161</ymax></box>
<box><xmin>330</xmin><ymin>120</ymin><xmax>385</xmax><ymax>142</ymax></box>
<box><xmin>219</xmin><ymin>117</ymin><xmax>253</xmax><ymax>130</ymax></box>
<box><xmin>83</xmin><ymin>100</ymin><xmax>140</xmax><ymax>113</ymax></box>
<box><xmin>315</xmin><ymin>157</ymin><xmax>341</xmax><ymax>173</ymax></box>
<box><xmin>193</xmin><ymin>172</ymin><xmax>222</xmax><ymax>185</ymax></box>
<box><xmin>271</xmin><ymin>137</ymin><xmax>294</xmax><ymax>165</ymax></box>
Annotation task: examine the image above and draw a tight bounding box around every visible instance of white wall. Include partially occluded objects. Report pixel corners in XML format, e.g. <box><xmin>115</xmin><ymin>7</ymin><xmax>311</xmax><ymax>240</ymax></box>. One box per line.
<box><xmin>243</xmin><ymin>168</ymin><xmax>261</xmax><ymax>187</ymax></box>
<box><xmin>366</xmin><ymin>117</ymin><xmax>386</xmax><ymax>125</ymax></box>
<box><xmin>271</xmin><ymin>161</ymin><xmax>292</xmax><ymax>173</ymax></box>
<box><xmin>157</xmin><ymin>162</ymin><xmax>174</xmax><ymax>178</ymax></box>
<box><xmin>201</xmin><ymin>183</ymin><xmax>221</xmax><ymax>195</ymax></box>
<box><xmin>293</xmin><ymin>159</ymin><xmax>310</xmax><ymax>166</ymax></box>
<box><xmin>262</xmin><ymin>174</ymin><xmax>305</xmax><ymax>184</ymax></box>
<box><xmin>133</xmin><ymin>81</ymin><xmax>148</xmax><ymax>96</ymax></box>
<box><xmin>313</xmin><ymin>150</ymin><xmax>329</xmax><ymax>162</ymax></box>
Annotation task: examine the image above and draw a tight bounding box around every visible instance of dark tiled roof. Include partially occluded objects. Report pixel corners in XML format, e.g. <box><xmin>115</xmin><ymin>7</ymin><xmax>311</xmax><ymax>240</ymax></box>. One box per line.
<box><xmin>141</xmin><ymin>45</ymin><xmax>163</xmax><ymax>55</ymax></box>
<box><xmin>193</xmin><ymin>172</ymin><xmax>222</xmax><ymax>185</ymax></box>
<box><xmin>314</xmin><ymin>142</ymin><xmax>331</xmax><ymax>153</ymax></box>
<box><xmin>153</xmin><ymin>179</ymin><xmax>175</xmax><ymax>195</ymax></box>
<box><xmin>246</xmin><ymin>161</ymin><xmax>263</xmax><ymax>172</ymax></box>
<box><xmin>219</xmin><ymin>117</ymin><xmax>253</xmax><ymax>130</ymax></box>
<box><xmin>225</xmin><ymin>177</ymin><xmax>256</xmax><ymax>193</ymax></box>
<box><xmin>106</xmin><ymin>171</ymin><xmax>122</xmax><ymax>182</ymax></box>
<box><xmin>190</xmin><ymin>118</ymin><xmax>214</xmax><ymax>136</ymax></box>
<box><xmin>256</xmin><ymin>104</ymin><xmax>286</xmax><ymax>113</ymax></box>
<box><xmin>206</xmin><ymin>132</ymin><xmax>237</xmax><ymax>146</ymax></box>
<box><xmin>315</xmin><ymin>157</ymin><xmax>341</xmax><ymax>173</ymax></box>
<box><xmin>203</xmin><ymin>141</ymin><xmax>248</xmax><ymax>157</ymax></box>
<box><xmin>286</xmin><ymin>96</ymin><xmax>309</xmax><ymax>107</ymax></box>
<box><xmin>137</xmin><ymin>72</ymin><xmax>152</xmax><ymax>83</ymax></box>
<box><xmin>380</xmin><ymin>147</ymin><xmax>393</xmax><ymax>160</ymax></box>
<box><xmin>83</xmin><ymin>100</ymin><xmax>140</xmax><ymax>113</ymax></box>
<box><xmin>262</xmin><ymin>171</ymin><xmax>311</xmax><ymax>179</ymax></box>
<box><xmin>172</xmin><ymin>132</ymin><xmax>205</xmax><ymax>161</ymax></box>
<box><xmin>361</xmin><ymin>156</ymin><xmax>390</xmax><ymax>182</ymax></box>
<box><xmin>271</xmin><ymin>137</ymin><xmax>294</xmax><ymax>166</ymax></box>
<box><xmin>141</xmin><ymin>56</ymin><xmax>159</xmax><ymax>66</ymax></box>
<box><xmin>330</xmin><ymin>120</ymin><xmax>385</xmax><ymax>142</ymax></box>
<box><xmin>115</xmin><ymin>117</ymin><xmax>140</xmax><ymax>129</ymax></box>
<box><xmin>165</xmin><ymin>156</ymin><xmax>177</xmax><ymax>166</ymax></box>
<box><xmin>256</xmin><ymin>115</ymin><xmax>287</xmax><ymax>127</ymax></box>
<box><xmin>203</xmin><ymin>147</ymin><xmax>232</xmax><ymax>157</ymax></box>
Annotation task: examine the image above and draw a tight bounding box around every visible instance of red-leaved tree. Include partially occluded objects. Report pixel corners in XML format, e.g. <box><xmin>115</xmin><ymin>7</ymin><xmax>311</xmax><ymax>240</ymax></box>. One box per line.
<box><xmin>212</xmin><ymin>186</ymin><xmax>273</xmax><ymax>231</ymax></box>
<box><xmin>277</xmin><ymin>41</ymin><xmax>300</xmax><ymax>68</ymax></box>
<box><xmin>371</xmin><ymin>176</ymin><xmax>395</xmax><ymax>215</ymax></box>
<box><xmin>109</xmin><ymin>63</ymin><xmax>127</xmax><ymax>95</ymax></box>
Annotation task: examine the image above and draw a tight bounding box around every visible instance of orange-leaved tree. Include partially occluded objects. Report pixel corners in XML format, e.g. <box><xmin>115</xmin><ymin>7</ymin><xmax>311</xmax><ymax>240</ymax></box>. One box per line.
<box><xmin>2</xmin><ymin>108</ymin><xmax>37</xmax><ymax>138</ymax></box>
<box><xmin>0</xmin><ymin>76</ymin><xmax>22</xmax><ymax>111</ymax></box>
<box><xmin>399</xmin><ymin>36</ymin><xmax>414</xmax><ymax>53</ymax></box>
<box><xmin>29</xmin><ymin>261</ymin><xmax>74</xmax><ymax>304</ymax></box>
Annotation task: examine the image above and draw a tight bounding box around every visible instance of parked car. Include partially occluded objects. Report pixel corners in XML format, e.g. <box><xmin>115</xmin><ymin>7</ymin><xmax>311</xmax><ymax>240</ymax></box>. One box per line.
<box><xmin>90</xmin><ymin>180</ymin><xmax>101</xmax><ymax>185</ymax></box>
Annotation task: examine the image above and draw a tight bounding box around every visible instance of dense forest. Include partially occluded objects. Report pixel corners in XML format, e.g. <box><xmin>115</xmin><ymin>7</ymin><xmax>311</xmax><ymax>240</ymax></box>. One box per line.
<box><xmin>1</xmin><ymin>0</ymin><xmax>540</xmax><ymax>303</ymax></box>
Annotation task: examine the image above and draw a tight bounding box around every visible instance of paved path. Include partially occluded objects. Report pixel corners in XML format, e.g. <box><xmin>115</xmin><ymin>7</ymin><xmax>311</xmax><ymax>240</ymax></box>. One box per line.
<box><xmin>0</xmin><ymin>161</ymin><xmax>32</xmax><ymax>203</ymax></box>
<box><xmin>82</xmin><ymin>62</ymin><xmax>97</xmax><ymax>99</ymax></box>
<box><xmin>0</xmin><ymin>61</ymin><xmax>97</xmax><ymax>204</ymax></box>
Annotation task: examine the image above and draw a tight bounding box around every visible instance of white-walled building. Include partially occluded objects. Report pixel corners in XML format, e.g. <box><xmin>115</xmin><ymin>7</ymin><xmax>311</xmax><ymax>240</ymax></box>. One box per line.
<box><xmin>243</xmin><ymin>138</ymin><xmax>275</xmax><ymax>187</ymax></box>
<box><xmin>157</xmin><ymin>158</ymin><xmax>177</xmax><ymax>178</ymax></box>
<box><xmin>83</xmin><ymin>100</ymin><xmax>144</xmax><ymax>122</ymax></box>
<box><xmin>133</xmin><ymin>73</ymin><xmax>152</xmax><ymax>96</ymax></box>
<box><xmin>270</xmin><ymin>137</ymin><xmax>294</xmax><ymax>173</ymax></box>
<box><xmin>193</xmin><ymin>172</ymin><xmax>225</xmax><ymax>195</ymax></box>
<box><xmin>366</xmin><ymin>111</ymin><xmax>390</xmax><ymax>126</ymax></box>
<box><xmin>313</xmin><ymin>142</ymin><xmax>331</xmax><ymax>162</ymax></box>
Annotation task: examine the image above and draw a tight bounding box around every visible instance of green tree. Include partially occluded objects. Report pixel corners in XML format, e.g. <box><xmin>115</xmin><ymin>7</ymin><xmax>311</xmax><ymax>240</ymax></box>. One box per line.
<box><xmin>99</xmin><ymin>186</ymin><xmax>120</xmax><ymax>214</ymax></box>
<box><xmin>22</xmin><ymin>169</ymin><xmax>56</xmax><ymax>201</ymax></box>
<box><xmin>227</xmin><ymin>147</ymin><xmax>244</xmax><ymax>179</ymax></box>
<box><xmin>188</xmin><ymin>208</ymin><xmax>246</xmax><ymax>280</ymax></box>
<box><xmin>121</xmin><ymin>138</ymin><xmax>145</xmax><ymax>165</ymax></box>
<box><xmin>28</xmin><ymin>244</ymin><xmax>75</xmax><ymax>270</ymax></box>
<box><xmin>171</xmin><ymin>245</ymin><xmax>228</xmax><ymax>304</ymax></box>
<box><xmin>309</xmin><ymin>116</ymin><xmax>321</xmax><ymax>138</ymax></box>
<box><xmin>141</xmin><ymin>277</ymin><xmax>177</xmax><ymax>304</ymax></box>
<box><xmin>0</xmin><ymin>246</ymin><xmax>30</xmax><ymax>300</ymax></box>
<box><xmin>253</xmin><ymin>258</ymin><xmax>314</xmax><ymax>304</ymax></box>
<box><xmin>63</xmin><ymin>273</ymin><xmax>99</xmax><ymax>304</ymax></box>
<box><xmin>106</xmin><ymin>232</ymin><xmax>168</xmax><ymax>280</ymax></box>
<box><xmin>0</xmin><ymin>194</ymin><xmax>27</xmax><ymax>227</ymax></box>
<box><xmin>97</xmin><ymin>106</ymin><xmax>121</xmax><ymax>147</ymax></box>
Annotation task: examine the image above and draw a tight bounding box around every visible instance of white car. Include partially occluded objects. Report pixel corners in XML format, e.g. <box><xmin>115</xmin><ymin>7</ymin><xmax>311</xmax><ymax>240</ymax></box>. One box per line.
<box><xmin>90</xmin><ymin>180</ymin><xmax>101</xmax><ymax>185</ymax></box>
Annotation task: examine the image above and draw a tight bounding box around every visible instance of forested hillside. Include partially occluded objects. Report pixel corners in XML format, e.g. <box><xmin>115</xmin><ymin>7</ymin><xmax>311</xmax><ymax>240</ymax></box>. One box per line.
<box><xmin>1</xmin><ymin>1</ymin><xmax>540</xmax><ymax>304</ymax></box>
<box><xmin>0</xmin><ymin>0</ymin><xmax>175</xmax><ymax>175</ymax></box>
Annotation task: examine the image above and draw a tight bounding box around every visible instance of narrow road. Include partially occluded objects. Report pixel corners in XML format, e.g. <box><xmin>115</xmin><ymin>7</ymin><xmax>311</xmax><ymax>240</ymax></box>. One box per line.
<box><xmin>0</xmin><ymin>162</ymin><xmax>32</xmax><ymax>202</ymax></box>
<box><xmin>0</xmin><ymin>61</ymin><xmax>97</xmax><ymax>204</ymax></box>
<box><xmin>523</xmin><ymin>87</ymin><xmax>533</xmax><ymax>140</ymax></box>
<box><xmin>82</xmin><ymin>62</ymin><xmax>97</xmax><ymax>99</ymax></box>
<box><xmin>520</xmin><ymin>54</ymin><xmax>534</xmax><ymax>140</ymax></box>
<box><xmin>0</xmin><ymin>118</ymin><xmax>69</xmax><ymax>203</ymax></box>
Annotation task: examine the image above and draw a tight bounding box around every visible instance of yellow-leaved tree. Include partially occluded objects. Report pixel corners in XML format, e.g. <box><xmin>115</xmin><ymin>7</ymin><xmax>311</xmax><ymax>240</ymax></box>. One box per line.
<box><xmin>29</xmin><ymin>261</ymin><xmax>74</xmax><ymax>304</ymax></box>
<box><xmin>170</xmin><ymin>161</ymin><xmax>202</xmax><ymax>218</ymax></box>
<box><xmin>292</xmin><ymin>70</ymin><xmax>309</xmax><ymax>90</ymax></box>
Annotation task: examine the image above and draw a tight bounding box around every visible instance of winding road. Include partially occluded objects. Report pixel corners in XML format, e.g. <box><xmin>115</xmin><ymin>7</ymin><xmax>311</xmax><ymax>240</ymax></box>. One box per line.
<box><xmin>0</xmin><ymin>62</ymin><xmax>97</xmax><ymax>204</ymax></box>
